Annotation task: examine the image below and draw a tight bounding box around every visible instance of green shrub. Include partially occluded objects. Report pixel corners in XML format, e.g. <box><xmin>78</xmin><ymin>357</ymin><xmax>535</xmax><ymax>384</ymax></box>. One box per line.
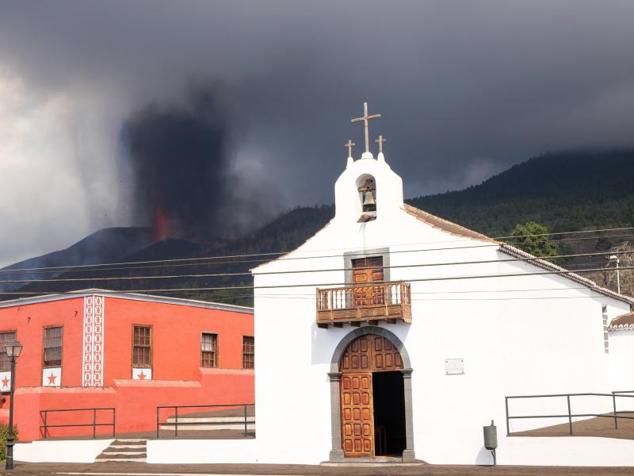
<box><xmin>0</xmin><ymin>424</ymin><xmax>18</xmax><ymax>461</ymax></box>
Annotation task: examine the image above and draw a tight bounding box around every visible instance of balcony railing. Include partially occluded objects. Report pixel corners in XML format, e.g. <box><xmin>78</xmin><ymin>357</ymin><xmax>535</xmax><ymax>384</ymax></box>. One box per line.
<box><xmin>316</xmin><ymin>281</ymin><xmax>412</xmax><ymax>327</ymax></box>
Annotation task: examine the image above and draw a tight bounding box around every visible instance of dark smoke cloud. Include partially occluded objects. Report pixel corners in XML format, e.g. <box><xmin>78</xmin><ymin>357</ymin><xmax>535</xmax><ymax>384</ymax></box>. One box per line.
<box><xmin>1</xmin><ymin>1</ymin><xmax>634</xmax><ymax>264</ymax></box>
<box><xmin>123</xmin><ymin>89</ymin><xmax>229</xmax><ymax>240</ymax></box>
<box><xmin>122</xmin><ymin>86</ymin><xmax>281</xmax><ymax>242</ymax></box>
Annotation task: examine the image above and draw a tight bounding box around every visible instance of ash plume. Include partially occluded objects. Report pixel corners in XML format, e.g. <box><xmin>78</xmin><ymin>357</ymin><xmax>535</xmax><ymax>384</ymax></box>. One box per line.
<box><xmin>122</xmin><ymin>90</ymin><xmax>231</xmax><ymax>241</ymax></box>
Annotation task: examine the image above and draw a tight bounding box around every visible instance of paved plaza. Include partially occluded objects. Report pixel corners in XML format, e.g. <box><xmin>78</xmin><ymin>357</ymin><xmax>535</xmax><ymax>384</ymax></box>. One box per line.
<box><xmin>4</xmin><ymin>462</ymin><xmax>634</xmax><ymax>476</ymax></box>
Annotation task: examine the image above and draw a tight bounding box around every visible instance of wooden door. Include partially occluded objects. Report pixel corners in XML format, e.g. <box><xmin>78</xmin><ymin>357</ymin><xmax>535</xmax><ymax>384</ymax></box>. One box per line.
<box><xmin>341</xmin><ymin>372</ymin><xmax>374</xmax><ymax>457</ymax></box>
<box><xmin>352</xmin><ymin>257</ymin><xmax>384</xmax><ymax>306</ymax></box>
<box><xmin>339</xmin><ymin>335</ymin><xmax>404</xmax><ymax>458</ymax></box>
<box><xmin>340</xmin><ymin>335</ymin><xmax>404</xmax><ymax>373</ymax></box>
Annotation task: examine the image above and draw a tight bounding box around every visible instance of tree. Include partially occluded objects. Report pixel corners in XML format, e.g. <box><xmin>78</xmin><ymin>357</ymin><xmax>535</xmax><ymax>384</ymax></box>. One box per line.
<box><xmin>507</xmin><ymin>222</ymin><xmax>559</xmax><ymax>258</ymax></box>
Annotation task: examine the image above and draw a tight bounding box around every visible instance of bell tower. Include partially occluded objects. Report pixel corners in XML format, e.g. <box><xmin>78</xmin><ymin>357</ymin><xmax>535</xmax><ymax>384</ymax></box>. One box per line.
<box><xmin>334</xmin><ymin>102</ymin><xmax>404</xmax><ymax>224</ymax></box>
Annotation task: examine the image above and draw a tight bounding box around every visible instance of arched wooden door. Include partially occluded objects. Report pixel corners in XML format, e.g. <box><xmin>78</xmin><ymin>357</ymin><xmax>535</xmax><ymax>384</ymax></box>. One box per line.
<box><xmin>339</xmin><ymin>334</ymin><xmax>403</xmax><ymax>457</ymax></box>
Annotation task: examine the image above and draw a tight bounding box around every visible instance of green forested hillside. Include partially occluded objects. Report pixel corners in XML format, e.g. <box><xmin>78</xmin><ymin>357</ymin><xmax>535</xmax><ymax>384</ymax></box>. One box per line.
<box><xmin>410</xmin><ymin>148</ymin><xmax>634</xmax><ymax>236</ymax></box>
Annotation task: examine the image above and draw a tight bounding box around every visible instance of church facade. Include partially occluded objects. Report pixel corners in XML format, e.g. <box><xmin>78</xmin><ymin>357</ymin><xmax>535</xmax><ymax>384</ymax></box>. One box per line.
<box><xmin>0</xmin><ymin>289</ymin><xmax>253</xmax><ymax>441</ymax></box>
<box><xmin>252</xmin><ymin>105</ymin><xmax>634</xmax><ymax>465</ymax></box>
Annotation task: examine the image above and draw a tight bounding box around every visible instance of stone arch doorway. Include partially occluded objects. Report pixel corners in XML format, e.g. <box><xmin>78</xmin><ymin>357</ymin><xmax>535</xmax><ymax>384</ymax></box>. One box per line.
<box><xmin>328</xmin><ymin>327</ymin><xmax>415</xmax><ymax>461</ymax></box>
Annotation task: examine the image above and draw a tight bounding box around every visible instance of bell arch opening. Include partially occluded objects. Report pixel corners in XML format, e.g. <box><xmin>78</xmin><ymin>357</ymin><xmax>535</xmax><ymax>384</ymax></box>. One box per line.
<box><xmin>356</xmin><ymin>174</ymin><xmax>377</xmax><ymax>222</ymax></box>
<box><xmin>328</xmin><ymin>327</ymin><xmax>415</xmax><ymax>461</ymax></box>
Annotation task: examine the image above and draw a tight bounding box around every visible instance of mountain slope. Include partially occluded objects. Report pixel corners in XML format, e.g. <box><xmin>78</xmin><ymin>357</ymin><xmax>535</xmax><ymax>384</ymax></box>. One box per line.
<box><xmin>5</xmin><ymin>206</ymin><xmax>335</xmax><ymax>305</ymax></box>
<box><xmin>410</xmin><ymin>148</ymin><xmax>634</xmax><ymax>236</ymax></box>
<box><xmin>0</xmin><ymin>227</ymin><xmax>153</xmax><ymax>293</ymax></box>
<box><xmin>4</xmin><ymin>148</ymin><xmax>634</xmax><ymax>303</ymax></box>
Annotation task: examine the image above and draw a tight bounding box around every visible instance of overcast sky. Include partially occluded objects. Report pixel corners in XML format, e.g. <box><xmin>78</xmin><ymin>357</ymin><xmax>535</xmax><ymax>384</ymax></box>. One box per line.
<box><xmin>1</xmin><ymin>0</ymin><xmax>634</xmax><ymax>266</ymax></box>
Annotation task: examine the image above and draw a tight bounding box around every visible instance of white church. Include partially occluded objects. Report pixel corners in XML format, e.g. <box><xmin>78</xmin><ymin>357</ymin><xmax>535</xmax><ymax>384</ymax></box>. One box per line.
<box><xmin>250</xmin><ymin>103</ymin><xmax>634</xmax><ymax>466</ymax></box>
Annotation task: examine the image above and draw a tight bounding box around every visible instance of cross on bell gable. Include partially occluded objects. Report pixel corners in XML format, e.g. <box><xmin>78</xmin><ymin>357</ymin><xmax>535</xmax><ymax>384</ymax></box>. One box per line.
<box><xmin>344</xmin><ymin>139</ymin><xmax>355</xmax><ymax>158</ymax></box>
<box><xmin>351</xmin><ymin>102</ymin><xmax>381</xmax><ymax>155</ymax></box>
<box><xmin>375</xmin><ymin>135</ymin><xmax>386</xmax><ymax>154</ymax></box>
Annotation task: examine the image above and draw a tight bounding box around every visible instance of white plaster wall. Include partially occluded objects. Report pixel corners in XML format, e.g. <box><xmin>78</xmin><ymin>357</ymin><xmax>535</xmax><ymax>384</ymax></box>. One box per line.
<box><xmin>14</xmin><ymin>439</ymin><xmax>113</xmax><ymax>463</ymax></box>
<box><xmin>147</xmin><ymin>439</ymin><xmax>256</xmax><ymax>464</ymax></box>
<box><xmin>252</xmin><ymin>156</ymin><xmax>633</xmax><ymax>466</ymax></box>
<box><xmin>608</xmin><ymin>329</ymin><xmax>634</xmax><ymax>412</ymax></box>
<box><xmin>498</xmin><ymin>436</ymin><xmax>634</xmax><ymax>466</ymax></box>
<box><xmin>494</xmin><ymin>260</ymin><xmax>628</xmax><ymax>434</ymax></box>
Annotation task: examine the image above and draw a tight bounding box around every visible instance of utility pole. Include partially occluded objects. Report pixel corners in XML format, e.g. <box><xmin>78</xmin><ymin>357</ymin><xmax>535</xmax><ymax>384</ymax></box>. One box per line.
<box><xmin>610</xmin><ymin>255</ymin><xmax>621</xmax><ymax>294</ymax></box>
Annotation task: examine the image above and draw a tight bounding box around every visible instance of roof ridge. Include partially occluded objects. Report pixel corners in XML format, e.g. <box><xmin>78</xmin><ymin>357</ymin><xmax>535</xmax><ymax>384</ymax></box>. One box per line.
<box><xmin>402</xmin><ymin>203</ymin><xmax>498</xmax><ymax>243</ymax></box>
<box><xmin>499</xmin><ymin>243</ymin><xmax>634</xmax><ymax>305</ymax></box>
<box><xmin>402</xmin><ymin>204</ymin><xmax>633</xmax><ymax>306</ymax></box>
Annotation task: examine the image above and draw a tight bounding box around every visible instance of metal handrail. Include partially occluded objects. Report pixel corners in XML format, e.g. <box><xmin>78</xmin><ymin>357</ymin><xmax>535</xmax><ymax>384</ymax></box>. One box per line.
<box><xmin>40</xmin><ymin>407</ymin><xmax>115</xmax><ymax>439</ymax></box>
<box><xmin>505</xmin><ymin>391</ymin><xmax>634</xmax><ymax>436</ymax></box>
<box><xmin>156</xmin><ymin>403</ymin><xmax>254</xmax><ymax>438</ymax></box>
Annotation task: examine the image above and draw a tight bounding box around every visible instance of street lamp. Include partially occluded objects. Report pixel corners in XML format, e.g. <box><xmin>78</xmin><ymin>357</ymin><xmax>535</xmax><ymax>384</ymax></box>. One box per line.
<box><xmin>5</xmin><ymin>341</ymin><xmax>22</xmax><ymax>470</ymax></box>
<box><xmin>609</xmin><ymin>255</ymin><xmax>621</xmax><ymax>295</ymax></box>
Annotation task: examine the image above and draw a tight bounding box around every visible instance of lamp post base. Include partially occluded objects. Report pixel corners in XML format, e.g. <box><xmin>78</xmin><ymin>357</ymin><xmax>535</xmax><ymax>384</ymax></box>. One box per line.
<box><xmin>6</xmin><ymin>435</ymin><xmax>15</xmax><ymax>470</ymax></box>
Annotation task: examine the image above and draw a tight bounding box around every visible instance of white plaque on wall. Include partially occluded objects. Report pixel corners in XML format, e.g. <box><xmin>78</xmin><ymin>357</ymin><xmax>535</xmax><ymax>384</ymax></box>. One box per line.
<box><xmin>42</xmin><ymin>367</ymin><xmax>62</xmax><ymax>387</ymax></box>
<box><xmin>0</xmin><ymin>372</ymin><xmax>11</xmax><ymax>392</ymax></box>
<box><xmin>445</xmin><ymin>358</ymin><xmax>464</xmax><ymax>375</ymax></box>
<box><xmin>132</xmin><ymin>368</ymin><xmax>152</xmax><ymax>380</ymax></box>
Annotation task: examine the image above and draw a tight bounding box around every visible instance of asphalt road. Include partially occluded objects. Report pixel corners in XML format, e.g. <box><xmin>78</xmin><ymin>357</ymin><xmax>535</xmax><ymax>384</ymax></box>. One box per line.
<box><xmin>4</xmin><ymin>462</ymin><xmax>634</xmax><ymax>476</ymax></box>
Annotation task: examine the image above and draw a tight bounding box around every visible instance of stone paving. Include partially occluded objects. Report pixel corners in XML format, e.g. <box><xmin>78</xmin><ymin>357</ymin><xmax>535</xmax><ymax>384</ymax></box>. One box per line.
<box><xmin>512</xmin><ymin>412</ymin><xmax>634</xmax><ymax>440</ymax></box>
<box><xmin>4</xmin><ymin>462</ymin><xmax>634</xmax><ymax>476</ymax></box>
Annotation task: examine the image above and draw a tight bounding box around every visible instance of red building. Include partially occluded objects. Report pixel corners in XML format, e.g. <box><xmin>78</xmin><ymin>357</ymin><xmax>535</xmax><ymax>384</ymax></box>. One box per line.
<box><xmin>0</xmin><ymin>289</ymin><xmax>254</xmax><ymax>441</ymax></box>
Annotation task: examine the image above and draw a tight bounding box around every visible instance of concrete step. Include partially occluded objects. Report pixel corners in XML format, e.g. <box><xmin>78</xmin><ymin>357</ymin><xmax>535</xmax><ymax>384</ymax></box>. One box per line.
<box><xmin>104</xmin><ymin>445</ymin><xmax>145</xmax><ymax>450</ymax></box>
<box><xmin>101</xmin><ymin>449</ymin><xmax>147</xmax><ymax>455</ymax></box>
<box><xmin>97</xmin><ymin>438</ymin><xmax>147</xmax><ymax>463</ymax></box>
<box><xmin>161</xmin><ymin>415</ymin><xmax>255</xmax><ymax>431</ymax></box>
<box><xmin>96</xmin><ymin>457</ymin><xmax>147</xmax><ymax>462</ymax></box>
<box><xmin>159</xmin><ymin>424</ymin><xmax>255</xmax><ymax>431</ymax></box>
<box><xmin>165</xmin><ymin>416</ymin><xmax>255</xmax><ymax>424</ymax></box>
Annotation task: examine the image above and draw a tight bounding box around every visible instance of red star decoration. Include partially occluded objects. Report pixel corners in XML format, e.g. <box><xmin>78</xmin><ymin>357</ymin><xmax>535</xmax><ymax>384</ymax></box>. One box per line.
<box><xmin>137</xmin><ymin>371</ymin><xmax>146</xmax><ymax>380</ymax></box>
<box><xmin>1</xmin><ymin>376</ymin><xmax>9</xmax><ymax>388</ymax></box>
<box><xmin>47</xmin><ymin>373</ymin><xmax>57</xmax><ymax>385</ymax></box>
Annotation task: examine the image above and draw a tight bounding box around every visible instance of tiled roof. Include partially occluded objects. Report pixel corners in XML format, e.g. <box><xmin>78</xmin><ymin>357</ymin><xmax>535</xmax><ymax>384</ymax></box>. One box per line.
<box><xmin>403</xmin><ymin>204</ymin><xmax>634</xmax><ymax>306</ymax></box>
<box><xmin>403</xmin><ymin>204</ymin><xmax>498</xmax><ymax>242</ymax></box>
<box><xmin>609</xmin><ymin>311</ymin><xmax>634</xmax><ymax>330</ymax></box>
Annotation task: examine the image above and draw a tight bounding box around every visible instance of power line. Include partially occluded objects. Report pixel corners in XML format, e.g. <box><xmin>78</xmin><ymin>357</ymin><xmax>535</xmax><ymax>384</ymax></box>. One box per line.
<box><xmin>244</xmin><ymin>293</ymin><xmax>624</xmax><ymax>303</ymax></box>
<box><xmin>0</xmin><ymin>229</ymin><xmax>634</xmax><ymax>283</ymax></box>
<box><xmin>1</xmin><ymin>262</ymin><xmax>630</xmax><ymax>296</ymax></box>
<box><xmin>2</xmin><ymin>227</ymin><xmax>633</xmax><ymax>276</ymax></box>
<box><xmin>0</xmin><ymin>284</ymin><xmax>603</xmax><ymax>299</ymax></box>
<box><xmin>0</xmin><ymin>248</ymin><xmax>629</xmax><ymax>285</ymax></box>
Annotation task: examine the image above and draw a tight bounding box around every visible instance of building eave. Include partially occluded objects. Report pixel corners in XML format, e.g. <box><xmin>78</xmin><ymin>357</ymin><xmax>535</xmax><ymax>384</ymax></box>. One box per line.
<box><xmin>499</xmin><ymin>244</ymin><xmax>634</xmax><ymax>306</ymax></box>
<box><xmin>608</xmin><ymin>324</ymin><xmax>634</xmax><ymax>332</ymax></box>
<box><xmin>401</xmin><ymin>204</ymin><xmax>632</xmax><ymax>304</ymax></box>
<box><xmin>0</xmin><ymin>288</ymin><xmax>253</xmax><ymax>314</ymax></box>
<box><xmin>250</xmin><ymin>219</ymin><xmax>335</xmax><ymax>274</ymax></box>
<box><xmin>402</xmin><ymin>203</ymin><xmax>499</xmax><ymax>243</ymax></box>
<box><xmin>608</xmin><ymin>310</ymin><xmax>634</xmax><ymax>330</ymax></box>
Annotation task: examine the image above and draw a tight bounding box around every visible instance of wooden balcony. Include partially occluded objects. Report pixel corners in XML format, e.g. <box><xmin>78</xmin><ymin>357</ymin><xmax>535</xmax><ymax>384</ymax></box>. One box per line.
<box><xmin>316</xmin><ymin>281</ymin><xmax>412</xmax><ymax>328</ymax></box>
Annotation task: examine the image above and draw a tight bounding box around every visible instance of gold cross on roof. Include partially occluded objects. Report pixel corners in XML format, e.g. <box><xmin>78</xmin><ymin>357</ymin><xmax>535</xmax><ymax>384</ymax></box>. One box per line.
<box><xmin>375</xmin><ymin>135</ymin><xmax>386</xmax><ymax>154</ymax></box>
<box><xmin>344</xmin><ymin>139</ymin><xmax>355</xmax><ymax>158</ymax></box>
<box><xmin>351</xmin><ymin>102</ymin><xmax>381</xmax><ymax>155</ymax></box>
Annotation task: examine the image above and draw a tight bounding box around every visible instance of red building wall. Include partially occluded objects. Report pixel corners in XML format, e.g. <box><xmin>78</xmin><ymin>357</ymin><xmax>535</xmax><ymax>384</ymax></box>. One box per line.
<box><xmin>0</xmin><ymin>292</ymin><xmax>254</xmax><ymax>441</ymax></box>
<box><xmin>103</xmin><ymin>297</ymin><xmax>252</xmax><ymax>382</ymax></box>
<box><xmin>0</xmin><ymin>297</ymin><xmax>85</xmax><ymax>388</ymax></box>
